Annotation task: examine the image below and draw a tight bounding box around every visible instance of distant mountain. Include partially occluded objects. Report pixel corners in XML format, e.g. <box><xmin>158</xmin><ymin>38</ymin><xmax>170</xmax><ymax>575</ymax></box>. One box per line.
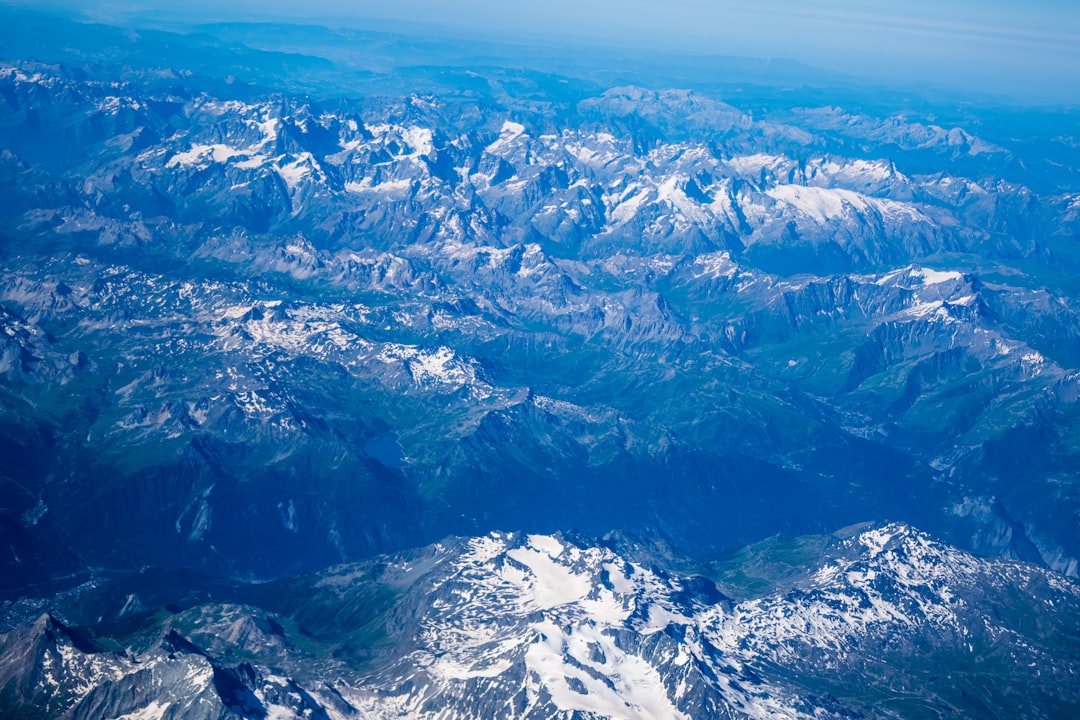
<box><xmin>2</xmin><ymin>45</ymin><xmax>1078</xmax><ymax>591</ymax></box>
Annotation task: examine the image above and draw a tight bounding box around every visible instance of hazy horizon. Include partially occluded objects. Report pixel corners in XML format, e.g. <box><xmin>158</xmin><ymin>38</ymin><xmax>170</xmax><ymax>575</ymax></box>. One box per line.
<box><xmin>6</xmin><ymin>0</ymin><xmax>1080</xmax><ymax>104</ymax></box>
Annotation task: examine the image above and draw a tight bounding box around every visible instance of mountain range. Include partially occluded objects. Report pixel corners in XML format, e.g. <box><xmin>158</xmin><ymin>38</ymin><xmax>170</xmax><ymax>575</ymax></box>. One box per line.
<box><xmin>3</xmin><ymin>522</ymin><xmax>1079</xmax><ymax>719</ymax></box>
<box><xmin>1</xmin><ymin>7</ymin><xmax>1079</xmax><ymax>717</ymax></box>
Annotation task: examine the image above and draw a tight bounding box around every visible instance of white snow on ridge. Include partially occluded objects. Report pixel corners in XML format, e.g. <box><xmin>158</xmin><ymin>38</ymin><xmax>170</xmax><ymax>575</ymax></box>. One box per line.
<box><xmin>408</xmin><ymin>347</ymin><xmax>468</xmax><ymax>386</ymax></box>
<box><xmin>902</xmin><ymin>299</ymin><xmax>951</xmax><ymax>320</ymax></box>
<box><xmin>525</xmin><ymin>620</ymin><xmax>690</xmax><ymax>720</ymax></box>
<box><xmin>344</xmin><ymin>178</ymin><xmax>413</xmax><ymax>196</ymax></box>
<box><xmin>504</xmin><ymin>545</ymin><xmax>591</xmax><ymax>609</ymax></box>
<box><xmin>808</xmin><ymin>157</ymin><xmax>898</xmax><ymax>186</ymax></box>
<box><xmin>256</xmin><ymin>117</ymin><xmax>280</xmax><ymax>146</ymax></box>
<box><xmin>463</xmin><ymin>534</ymin><xmax>508</xmax><ymax>564</ymax></box>
<box><xmin>97</xmin><ymin>96</ymin><xmax>143</xmax><ymax>114</ymax></box>
<box><xmin>606</xmin><ymin>186</ymin><xmax>652</xmax><ymax>227</ymax></box>
<box><xmin>485</xmin><ymin>120</ymin><xmax>526</xmax><ymax>155</ymax></box>
<box><xmin>766</xmin><ymin>184</ymin><xmax>924</xmax><ymax>224</ymax></box>
<box><xmin>727</xmin><ymin>153</ymin><xmax>788</xmax><ymax>176</ymax></box>
<box><xmin>212</xmin><ymin>303</ymin><xmax>366</xmax><ymax>361</ymax></box>
<box><xmin>846</xmin><ymin>158</ymin><xmax>895</xmax><ymax>181</ymax></box>
<box><xmin>60</xmin><ymin>525</ymin><xmax>1061</xmax><ymax>720</ymax></box>
<box><xmin>402</xmin><ymin>126</ymin><xmax>435</xmax><ymax>157</ymax></box>
<box><xmin>655</xmin><ymin>175</ymin><xmax>710</xmax><ymax>225</ymax></box>
<box><xmin>222</xmin><ymin>304</ymin><xmax>253</xmax><ymax>320</ymax></box>
<box><xmin>859</xmin><ymin>526</ymin><xmax>899</xmax><ymax>556</ymax></box>
<box><xmin>0</xmin><ymin>66</ymin><xmax>45</xmax><ymax>84</ymax></box>
<box><xmin>692</xmin><ymin>251</ymin><xmax>738</xmax><ymax>280</ymax></box>
<box><xmin>1021</xmin><ymin>351</ymin><xmax>1047</xmax><ymax>375</ymax></box>
<box><xmin>563</xmin><ymin>132</ymin><xmax>629</xmax><ymax>169</ymax></box>
<box><xmin>767</xmin><ymin>184</ymin><xmax>852</xmax><ymax>222</ymax></box>
<box><xmin>198</xmin><ymin>99</ymin><xmax>249</xmax><ymax>116</ymax></box>
<box><xmin>166</xmin><ymin>144</ymin><xmax>266</xmax><ymax>168</ymax></box>
<box><xmin>113</xmin><ymin>699</ymin><xmax>173</xmax><ymax>720</ymax></box>
<box><xmin>413</xmin><ymin>533</ymin><xmax>692</xmax><ymax>718</ymax></box>
<box><xmin>526</xmin><ymin>533</ymin><xmax>565</xmax><ymax>558</ymax></box>
<box><xmin>275</xmin><ymin>153</ymin><xmax>317</xmax><ymax>190</ymax></box>
<box><xmin>362</xmin><ymin>123</ymin><xmax>435</xmax><ymax>159</ymax></box>
<box><xmin>910</xmin><ymin>267</ymin><xmax>963</xmax><ymax>285</ymax></box>
<box><xmin>376</xmin><ymin>344</ymin><xmax>476</xmax><ymax>389</ymax></box>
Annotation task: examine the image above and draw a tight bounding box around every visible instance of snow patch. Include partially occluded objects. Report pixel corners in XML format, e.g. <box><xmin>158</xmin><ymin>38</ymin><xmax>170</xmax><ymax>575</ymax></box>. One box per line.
<box><xmin>166</xmin><ymin>144</ymin><xmax>267</xmax><ymax>169</ymax></box>
<box><xmin>505</xmin><ymin>545</ymin><xmax>592</xmax><ymax>609</ymax></box>
<box><xmin>911</xmin><ymin>267</ymin><xmax>963</xmax><ymax>285</ymax></box>
<box><xmin>344</xmin><ymin>178</ymin><xmax>413</xmax><ymax>196</ymax></box>
<box><xmin>692</xmin><ymin>251</ymin><xmax>738</xmax><ymax>280</ymax></box>
<box><xmin>113</xmin><ymin>700</ymin><xmax>173</xmax><ymax>720</ymax></box>
<box><xmin>767</xmin><ymin>184</ymin><xmax>923</xmax><ymax>224</ymax></box>
<box><xmin>485</xmin><ymin>120</ymin><xmax>527</xmax><ymax>154</ymax></box>
<box><xmin>525</xmin><ymin>619</ymin><xmax>690</xmax><ymax>720</ymax></box>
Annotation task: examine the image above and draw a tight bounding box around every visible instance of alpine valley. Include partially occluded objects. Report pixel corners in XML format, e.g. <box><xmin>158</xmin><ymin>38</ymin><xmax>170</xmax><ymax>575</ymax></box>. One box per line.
<box><xmin>1</xmin><ymin>6</ymin><xmax>1079</xmax><ymax>718</ymax></box>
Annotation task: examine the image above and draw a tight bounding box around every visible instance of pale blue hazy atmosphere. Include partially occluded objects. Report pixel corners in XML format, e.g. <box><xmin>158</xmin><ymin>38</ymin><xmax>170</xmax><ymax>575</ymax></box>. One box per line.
<box><xmin>14</xmin><ymin>0</ymin><xmax>1080</xmax><ymax>103</ymax></box>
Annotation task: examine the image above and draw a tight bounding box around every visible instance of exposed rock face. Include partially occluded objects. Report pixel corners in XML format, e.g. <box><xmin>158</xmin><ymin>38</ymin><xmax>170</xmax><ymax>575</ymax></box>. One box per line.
<box><xmin>2</xmin><ymin>524</ymin><xmax>1078</xmax><ymax>719</ymax></box>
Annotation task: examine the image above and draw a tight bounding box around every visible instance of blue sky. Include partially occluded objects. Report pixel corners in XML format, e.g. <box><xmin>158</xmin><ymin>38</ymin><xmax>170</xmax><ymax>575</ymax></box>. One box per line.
<box><xmin>18</xmin><ymin>0</ymin><xmax>1080</xmax><ymax>103</ymax></box>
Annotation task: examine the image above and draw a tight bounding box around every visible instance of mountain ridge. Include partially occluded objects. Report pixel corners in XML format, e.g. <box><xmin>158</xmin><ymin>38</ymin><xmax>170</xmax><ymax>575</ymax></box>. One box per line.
<box><xmin>2</xmin><ymin>522</ymin><xmax>1078</xmax><ymax>719</ymax></box>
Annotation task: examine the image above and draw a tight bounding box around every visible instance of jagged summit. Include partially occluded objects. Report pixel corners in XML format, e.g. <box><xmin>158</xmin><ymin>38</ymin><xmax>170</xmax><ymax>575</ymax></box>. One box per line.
<box><xmin>2</xmin><ymin>525</ymin><xmax>1077</xmax><ymax>719</ymax></box>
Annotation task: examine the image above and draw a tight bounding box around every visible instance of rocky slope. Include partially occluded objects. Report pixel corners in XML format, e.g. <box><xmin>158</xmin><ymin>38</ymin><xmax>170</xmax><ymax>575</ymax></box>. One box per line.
<box><xmin>1</xmin><ymin>523</ymin><xmax>1077</xmax><ymax>719</ymax></box>
<box><xmin>1</xmin><ymin>9</ymin><xmax>1079</xmax><ymax>597</ymax></box>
